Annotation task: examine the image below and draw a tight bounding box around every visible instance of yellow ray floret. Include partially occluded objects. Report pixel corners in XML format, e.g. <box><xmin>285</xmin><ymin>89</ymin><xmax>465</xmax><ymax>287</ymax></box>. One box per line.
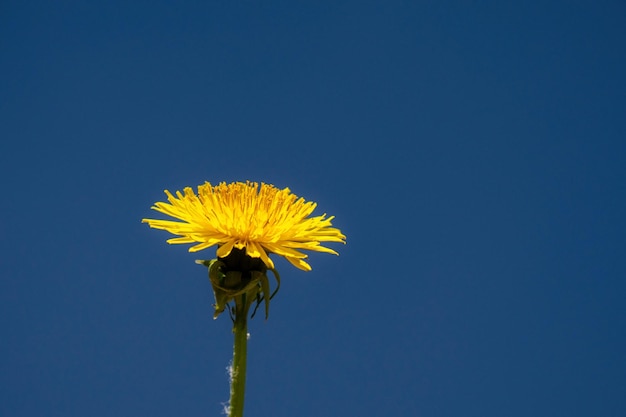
<box><xmin>142</xmin><ymin>181</ymin><xmax>346</xmax><ymax>271</ymax></box>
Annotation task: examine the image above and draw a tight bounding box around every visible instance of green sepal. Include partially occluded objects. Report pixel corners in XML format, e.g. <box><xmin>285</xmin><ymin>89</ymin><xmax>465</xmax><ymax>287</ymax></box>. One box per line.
<box><xmin>208</xmin><ymin>260</ymin><xmax>230</xmax><ymax>319</ymax></box>
<box><xmin>268</xmin><ymin>268</ymin><xmax>281</xmax><ymax>300</ymax></box>
<box><xmin>197</xmin><ymin>258</ymin><xmax>282</xmax><ymax>323</ymax></box>
<box><xmin>257</xmin><ymin>271</ymin><xmax>271</xmax><ymax>320</ymax></box>
<box><xmin>250</xmin><ymin>268</ymin><xmax>281</xmax><ymax>320</ymax></box>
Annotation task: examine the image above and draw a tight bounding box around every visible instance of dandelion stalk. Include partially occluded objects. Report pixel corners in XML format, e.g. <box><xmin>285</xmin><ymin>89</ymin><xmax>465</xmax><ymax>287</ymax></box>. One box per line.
<box><xmin>229</xmin><ymin>299</ymin><xmax>248</xmax><ymax>417</ymax></box>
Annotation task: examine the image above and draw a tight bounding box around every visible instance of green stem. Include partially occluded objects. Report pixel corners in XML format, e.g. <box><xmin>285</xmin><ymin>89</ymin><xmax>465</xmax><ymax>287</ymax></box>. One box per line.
<box><xmin>229</xmin><ymin>302</ymin><xmax>248</xmax><ymax>417</ymax></box>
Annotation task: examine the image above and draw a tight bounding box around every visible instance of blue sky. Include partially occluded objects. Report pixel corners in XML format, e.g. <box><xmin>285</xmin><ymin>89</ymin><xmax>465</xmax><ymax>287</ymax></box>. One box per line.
<box><xmin>1</xmin><ymin>1</ymin><xmax>625</xmax><ymax>416</ymax></box>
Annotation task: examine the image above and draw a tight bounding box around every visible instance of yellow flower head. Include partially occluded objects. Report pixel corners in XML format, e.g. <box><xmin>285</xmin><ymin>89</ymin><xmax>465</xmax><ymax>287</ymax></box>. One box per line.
<box><xmin>142</xmin><ymin>181</ymin><xmax>346</xmax><ymax>271</ymax></box>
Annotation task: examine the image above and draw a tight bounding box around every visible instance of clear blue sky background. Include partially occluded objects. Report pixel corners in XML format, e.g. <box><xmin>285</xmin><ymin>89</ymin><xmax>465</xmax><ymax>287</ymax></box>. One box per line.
<box><xmin>1</xmin><ymin>1</ymin><xmax>625</xmax><ymax>416</ymax></box>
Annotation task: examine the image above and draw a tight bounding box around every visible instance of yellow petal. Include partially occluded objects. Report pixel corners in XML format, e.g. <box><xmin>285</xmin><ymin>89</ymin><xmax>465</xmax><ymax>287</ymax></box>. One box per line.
<box><xmin>216</xmin><ymin>239</ymin><xmax>236</xmax><ymax>258</ymax></box>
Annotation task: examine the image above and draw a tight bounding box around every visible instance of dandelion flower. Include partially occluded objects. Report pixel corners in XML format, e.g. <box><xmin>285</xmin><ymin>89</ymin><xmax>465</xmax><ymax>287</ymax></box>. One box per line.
<box><xmin>142</xmin><ymin>181</ymin><xmax>345</xmax><ymax>271</ymax></box>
